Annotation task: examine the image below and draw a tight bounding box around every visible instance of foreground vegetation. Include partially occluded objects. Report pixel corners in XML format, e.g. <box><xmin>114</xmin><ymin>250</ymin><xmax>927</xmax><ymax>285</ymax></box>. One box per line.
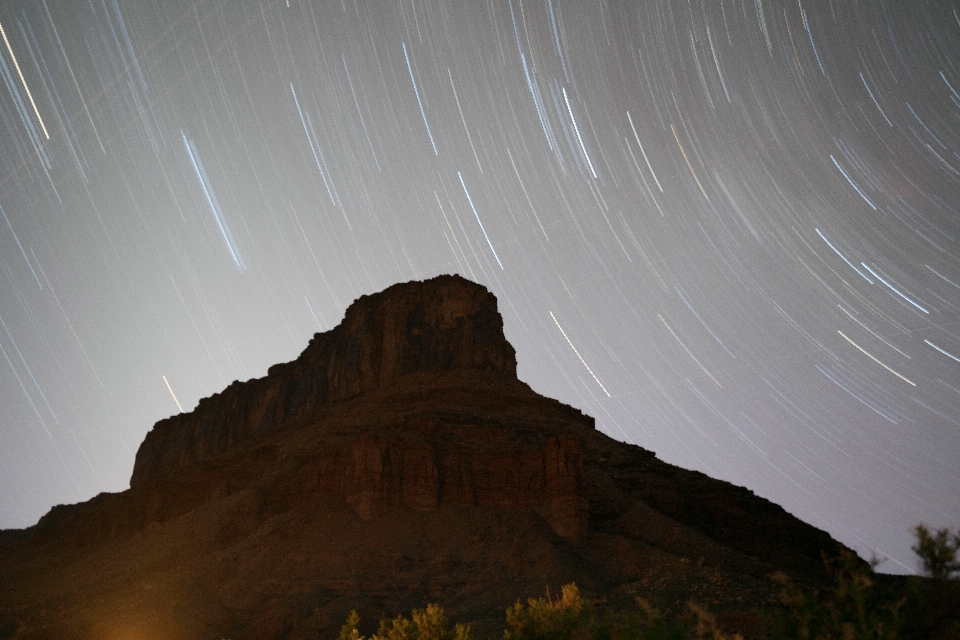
<box><xmin>338</xmin><ymin>525</ymin><xmax>960</xmax><ymax>640</ymax></box>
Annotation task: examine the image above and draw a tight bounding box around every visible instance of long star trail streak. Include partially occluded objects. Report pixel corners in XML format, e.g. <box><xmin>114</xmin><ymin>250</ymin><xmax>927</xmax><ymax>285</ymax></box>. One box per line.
<box><xmin>0</xmin><ymin>313</ymin><xmax>56</xmax><ymax>422</ymax></box>
<box><xmin>859</xmin><ymin>263</ymin><xmax>929</xmax><ymax>314</ymax></box>
<box><xmin>940</xmin><ymin>71</ymin><xmax>960</xmax><ymax>105</ymax></box>
<box><xmin>627</xmin><ymin>111</ymin><xmax>662</xmax><ymax>192</ymax></box>
<box><xmin>860</xmin><ymin>73</ymin><xmax>892</xmax><ymax>127</ymax></box>
<box><xmin>830</xmin><ymin>155</ymin><xmax>877</xmax><ymax>210</ymax></box>
<box><xmin>562</xmin><ymin>87</ymin><xmax>597</xmax><ymax>179</ymax></box>
<box><xmin>343</xmin><ymin>55</ymin><xmax>381</xmax><ymax>173</ymax></box>
<box><xmin>670</xmin><ymin>124</ymin><xmax>708</xmax><ymax>199</ymax></box>
<box><xmin>800</xmin><ymin>5</ymin><xmax>826</xmax><ymax>74</ymax></box>
<box><xmin>402</xmin><ymin>41</ymin><xmax>438</xmax><ymax>155</ymax></box>
<box><xmin>815</xmin><ymin>228</ymin><xmax>873</xmax><ymax>283</ymax></box>
<box><xmin>41</xmin><ymin>0</ymin><xmax>105</xmax><ymax>153</ymax></box>
<box><xmin>659</xmin><ymin>314</ymin><xmax>722</xmax><ymax>388</ymax></box>
<box><xmin>0</xmin><ymin>340</ymin><xmax>50</xmax><ymax>438</ymax></box>
<box><xmin>926</xmin><ymin>265</ymin><xmax>960</xmax><ymax>290</ymax></box>
<box><xmin>182</xmin><ymin>131</ymin><xmax>247</xmax><ymax>272</ymax></box>
<box><xmin>924</xmin><ymin>340</ymin><xmax>960</xmax><ymax>364</ymax></box>
<box><xmin>163</xmin><ymin>375</ymin><xmax>184</xmax><ymax>413</ymax></box>
<box><xmin>458</xmin><ymin>171</ymin><xmax>503</xmax><ymax>270</ymax></box>
<box><xmin>434</xmin><ymin>190</ymin><xmax>478</xmax><ymax>281</ymax></box>
<box><xmin>1</xmin><ymin>0</ymin><xmax>958</xmax><ymax>577</ymax></box>
<box><xmin>0</xmin><ymin>39</ymin><xmax>51</xmax><ymax>168</ymax></box>
<box><xmin>550</xmin><ymin>311</ymin><xmax>610</xmax><ymax>397</ymax></box>
<box><xmin>304</xmin><ymin>295</ymin><xmax>325</xmax><ymax>330</ymax></box>
<box><xmin>838</xmin><ymin>331</ymin><xmax>916</xmax><ymax>387</ymax></box>
<box><xmin>0</xmin><ymin>203</ymin><xmax>42</xmax><ymax>289</ymax></box>
<box><xmin>289</xmin><ymin>84</ymin><xmax>350</xmax><ymax>229</ymax></box>
<box><xmin>448</xmin><ymin>69</ymin><xmax>482</xmax><ymax>173</ymax></box>
<box><xmin>506</xmin><ymin>147</ymin><xmax>548</xmax><ymax>240</ymax></box>
<box><xmin>32</xmin><ymin>250</ymin><xmax>104</xmax><ymax>389</ymax></box>
<box><xmin>0</xmin><ymin>333</ymin><xmax>103</xmax><ymax>492</ymax></box>
<box><xmin>675</xmin><ymin>287</ymin><xmax>734</xmax><ymax>357</ymax></box>
<box><xmin>837</xmin><ymin>305</ymin><xmax>911</xmax><ymax>360</ymax></box>
<box><xmin>0</xmin><ymin>20</ymin><xmax>48</xmax><ymax>139</ymax></box>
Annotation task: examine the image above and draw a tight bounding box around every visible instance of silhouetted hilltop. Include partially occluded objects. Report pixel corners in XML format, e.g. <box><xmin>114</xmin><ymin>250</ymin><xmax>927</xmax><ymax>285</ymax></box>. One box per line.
<box><xmin>132</xmin><ymin>274</ymin><xmax>518</xmax><ymax>487</ymax></box>
<box><xmin>0</xmin><ymin>275</ymin><xmax>853</xmax><ymax>640</ymax></box>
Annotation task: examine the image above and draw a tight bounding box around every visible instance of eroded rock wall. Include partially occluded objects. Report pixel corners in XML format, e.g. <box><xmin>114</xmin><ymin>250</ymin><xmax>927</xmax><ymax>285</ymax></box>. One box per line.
<box><xmin>131</xmin><ymin>275</ymin><xmax>516</xmax><ymax>488</ymax></box>
<box><xmin>326</xmin><ymin>431</ymin><xmax>587</xmax><ymax>543</ymax></box>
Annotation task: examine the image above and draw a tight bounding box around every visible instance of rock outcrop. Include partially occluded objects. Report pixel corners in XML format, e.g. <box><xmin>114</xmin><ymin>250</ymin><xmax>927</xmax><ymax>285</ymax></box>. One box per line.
<box><xmin>0</xmin><ymin>275</ymin><xmax>856</xmax><ymax>640</ymax></box>
<box><xmin>329</xmin><ymin>430</ymin><xmax>586</xmax><ymax>542</ymax></box>
<box><xmin>131</xmin><ymin>275</ymin><xmax>516</xmax><ymax>487</ymax></box>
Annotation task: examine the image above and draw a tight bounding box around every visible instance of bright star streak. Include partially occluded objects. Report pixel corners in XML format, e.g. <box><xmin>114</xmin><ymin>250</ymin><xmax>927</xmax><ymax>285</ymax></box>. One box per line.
<box><xmin>163</xmin><ymin>376</ymin><xmax>184</xmax><ymax>413</ymax></box>
<box><xmin>830</xmin><ymin>154</ymin><xmax>877</xmax><ymax>210</ymax></box>
<box><xmin>815</xmin><ymin>228</ymin><xmax>873</xmax><ymax>283</ymax></box>
<box><xmin>458</xmin><ymin>171</ymin><xmax>503</xmax><ymax>270</ymax></box>
<box><xmin>860</xmin><ymin>263</ymin><xmax>929</xmax><ymax>314</ymax></box>
<box><xmin>402</xmin><ymin>41</ymin><xmax>438</xmax><ymax>155</ymax></box>
<box><xmin>550</xmin><ymin>311</ymin><xmax>610</xmax><ymax>397</ymax></box>
<box><xmin>924</xmin><ymin>340</ymin><xmax>960</xmax><ymax>364</ymax></box>
<box><xmin>838</xmin><ymin>330</ymin><xmax>916</xmax><ymax>386</ymax></box>
<box><xmin>0</xmin><ymin>20</ymin><xmax>48</xmax><ymax>139</ymax></box>
<box><xmin>562</xmin><ymin>87</ymin><xmax>597</xmax><ymax>179</ymax></box>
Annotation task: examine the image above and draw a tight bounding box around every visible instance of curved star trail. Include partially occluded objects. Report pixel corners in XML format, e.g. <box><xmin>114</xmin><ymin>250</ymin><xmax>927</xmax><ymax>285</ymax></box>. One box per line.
<box><xmin>0</xmin><ymin>0</ymin><xmax>957</xmax><ymax>574</ymax></box>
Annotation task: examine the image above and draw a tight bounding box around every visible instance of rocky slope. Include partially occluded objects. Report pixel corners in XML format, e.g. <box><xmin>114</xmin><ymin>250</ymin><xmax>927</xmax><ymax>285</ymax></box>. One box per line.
<box><xmin>0</xmin><ymin>275</ymin><xmax>852</xmax><ymax>640</ymax></box>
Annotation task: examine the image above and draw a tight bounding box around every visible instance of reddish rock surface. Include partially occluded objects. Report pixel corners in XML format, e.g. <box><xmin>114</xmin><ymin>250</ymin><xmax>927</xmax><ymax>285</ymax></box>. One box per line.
<box><xmin>131</xmin><ymin>275</ymin><xmax>517</xmax><ymax>488</ymax></box>
<box><xmin>0</xmin><ymin>275</ymin><xmax>852</xmax><ymax>639</ymax></box>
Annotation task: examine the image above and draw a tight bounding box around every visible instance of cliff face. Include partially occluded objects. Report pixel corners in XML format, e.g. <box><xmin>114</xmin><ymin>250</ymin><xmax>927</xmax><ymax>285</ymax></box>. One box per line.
<box><xmin>331</xmin><ymin>430</ymin><xmax>586</xmax><ymax>542</ymax></box>
<box><xmin>131</xmin><ymin>274</ymin><xmax>516</xmax><ymax>487</ymax></box>
<box><xmin>0</xmin><ymin>275</ymin><xmax>856</xmax><ymax>640</ymax></box>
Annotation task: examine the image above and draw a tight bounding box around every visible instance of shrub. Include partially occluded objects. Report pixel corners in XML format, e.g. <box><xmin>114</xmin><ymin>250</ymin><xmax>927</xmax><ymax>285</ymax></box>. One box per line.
<box><xmin>912</xmin><ymin>524</ymin><xmax>960</xmax><ymax>581</ymax></box>
<box><xmin>504</xmin><ymin>583</ymin><xmax>585</xmax><ymax>640</ymax></box>
<box><xmin>770</xmin><ymin>550</ymin><xmax>905</xmax><ymax>640</ymax></box>
<box><xmin>339</xmin><ymin>610</ymin><xmax>365</xmax><ymax>640</ymax></box>
<box><xmin>594</xmin><ymin>597</ymin><xmax>687</xmax><ymax>640</ymax></box>
<box><xmin>338</xmin><ymin>604</ymin><xmax>473</xmax><ymax>640</ymax></box>
<box><xmin>686</xmin><ymin>602</ymin><xmax>742</xmax><ymax>640</ymax></box>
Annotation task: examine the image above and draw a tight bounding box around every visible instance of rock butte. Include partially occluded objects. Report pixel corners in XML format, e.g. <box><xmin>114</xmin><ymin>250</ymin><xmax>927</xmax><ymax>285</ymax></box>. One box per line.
<box><xmin>0</xmin><ymin>275</ymin><xmax>853</xmax><ymax>640</ymax></box>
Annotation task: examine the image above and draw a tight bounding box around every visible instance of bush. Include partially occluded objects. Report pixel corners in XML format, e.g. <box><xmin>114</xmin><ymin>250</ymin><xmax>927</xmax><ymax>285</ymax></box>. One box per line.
<box><xmin>339</xmin><ymin>610</ymin><xmax>365</xmax><ymax>640</ymax></box>
<box><xmin>592</xmin><ymin>597</ymin><xmax>688</xmax><ymax>640</ymax></box>
<box><xmin>912</xmin><ymin>524</ymin><xmax>960</xmax><ymax>581</ymax></box>
<box><xmin>771</xmin><ymin>551</ymin><xmax>905</xmax><ymax>640</ymax></box>
<box><xmin>338</xmin><ymin>604</ymin><xmax>473</xmax><ymax>640</ymax></box>
<box><xmin>504</xmin><ymin>583</ymin><xmax>585</xmax><ymax>640</ymax></box>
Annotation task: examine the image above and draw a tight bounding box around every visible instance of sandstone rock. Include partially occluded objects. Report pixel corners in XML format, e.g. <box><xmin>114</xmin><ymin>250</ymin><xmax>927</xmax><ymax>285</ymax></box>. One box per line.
<box><xmin>130</xmin><ymin>274</ymin><xmax>516</xmax><ymax>488</ymax></box>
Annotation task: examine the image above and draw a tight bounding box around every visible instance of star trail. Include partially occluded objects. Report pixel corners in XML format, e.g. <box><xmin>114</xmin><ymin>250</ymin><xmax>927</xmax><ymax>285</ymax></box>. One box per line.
<box><xmin>0</xmin><ymin>0</ymin><xmax>957</xmax><ymax>574</ymax></box>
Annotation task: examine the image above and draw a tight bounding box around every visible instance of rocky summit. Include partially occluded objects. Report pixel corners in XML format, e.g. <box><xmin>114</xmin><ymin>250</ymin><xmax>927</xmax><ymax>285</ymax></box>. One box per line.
<box><xmin>0</xmin><ymin>275</ymin><xmax>852</xmax><ymax>640</ymax></box>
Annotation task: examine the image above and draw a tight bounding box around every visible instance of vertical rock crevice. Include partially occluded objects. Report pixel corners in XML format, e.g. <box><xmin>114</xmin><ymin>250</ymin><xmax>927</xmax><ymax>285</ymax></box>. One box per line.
<box><xmin>337</xmin><ymin>432</ymin><xmax>587</xmax><ymax>543</ymax></box>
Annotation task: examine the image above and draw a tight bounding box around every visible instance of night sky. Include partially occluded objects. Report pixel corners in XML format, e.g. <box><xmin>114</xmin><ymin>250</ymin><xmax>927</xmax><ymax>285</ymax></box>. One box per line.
<box><xmin>0</xmin><ymin>0</ymin><xmax>958</xmax><ymax>574</ymax></box>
